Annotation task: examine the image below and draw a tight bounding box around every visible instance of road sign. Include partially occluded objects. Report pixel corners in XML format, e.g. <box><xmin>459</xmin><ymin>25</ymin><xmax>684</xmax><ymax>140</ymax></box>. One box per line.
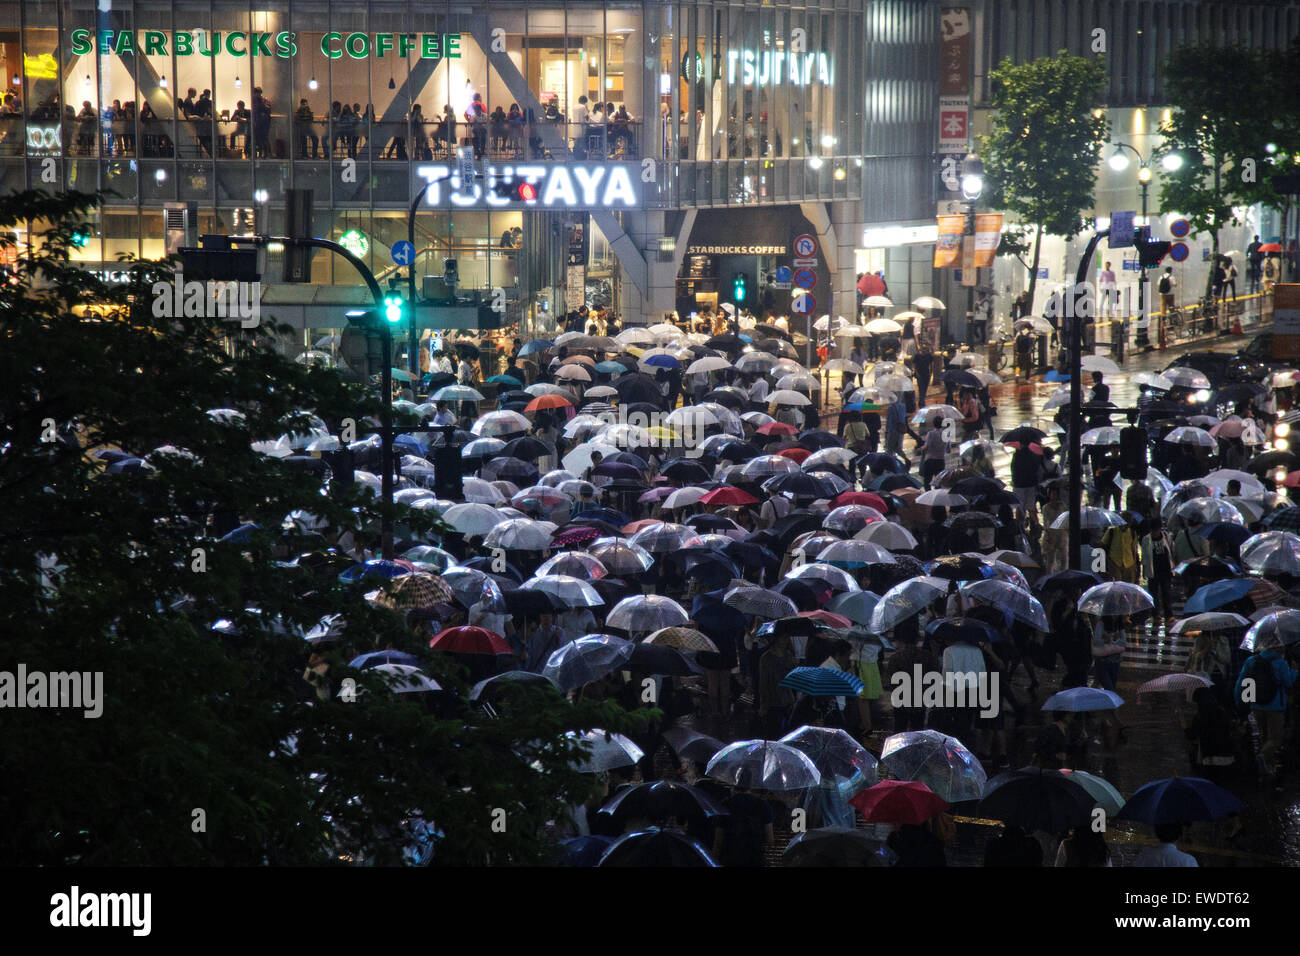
<box><xmin>774</xmin><ymin>266</ymin><xmax>792</xmax><ymax>283</ymax></box>
<box><xmin>1108</xmin><ymin>211</ymin><xmax>1135</xmax><ymax>248</ymax></box>
<box><xmin>791</xmin><ymin>292</ymin><xmax>816</xmax><ymax>315</ymax></box>
<box><xmin>456</xmin><ymin>145</ymin><xmax>477</xmax><ymax>186</ymax></box>
<box><xmin>1170</xmin><ymin>218</ymin><xmax>1190</xmax><ymax>238</ymax></box>
<box><xmin>793</xmin><ymin>268</ymin><xmax>817</xmax><ymax>290</ymax></box>
<box><xmin>793</xmin><ymin>234</ymin><xmax>818</xmax><ymax>259</ymax></box>
<box><xmin>391</xmin><ymin>240</ymin><xmax>415</xmax><ymax>266</ymax></box>
<box><xmin>793</xmin><ymin>257</ymin><xmax>817</xmax><ymax>267</ymax></box>
<box><xmin>1170</xmin><ymin>242</ymin><xmax>1189</xmax><ymax>262</ymax></box>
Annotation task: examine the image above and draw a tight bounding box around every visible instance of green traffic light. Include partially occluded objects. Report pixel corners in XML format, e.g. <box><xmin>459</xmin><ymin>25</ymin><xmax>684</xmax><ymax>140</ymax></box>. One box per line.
<box><xmin>383</xmin><ymin>294</ymin><xmax>404</xmax><ymax>323</ymax></box>
<box><xmin>732</xmin><ymin>272</ymin><xmax>748</xmax><ymax>303</ymax></box>
<box><xmin>71</xmin><ymin>230</ymin><xmax>90</xmax><ymax>247</ymax></box>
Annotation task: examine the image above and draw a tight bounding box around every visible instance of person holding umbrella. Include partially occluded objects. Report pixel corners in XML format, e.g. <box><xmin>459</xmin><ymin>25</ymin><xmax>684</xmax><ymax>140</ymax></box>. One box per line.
<box><xmin>1234</xmin><ymin>632</ymin><xmax>1298</xmax><ymax>778</ymax></box>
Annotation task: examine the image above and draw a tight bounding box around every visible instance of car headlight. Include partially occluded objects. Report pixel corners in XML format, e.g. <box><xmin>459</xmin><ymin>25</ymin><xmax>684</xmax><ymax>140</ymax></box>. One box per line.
<box><xmin>1277</xmin><ymin>422</ymin><xmax>1290</xmax><ymax>438</ymax></box>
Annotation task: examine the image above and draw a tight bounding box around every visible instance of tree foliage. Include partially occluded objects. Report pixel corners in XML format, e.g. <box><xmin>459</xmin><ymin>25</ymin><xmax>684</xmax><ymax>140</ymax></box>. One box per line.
<box><xmin>980</xmin><ymin>52</ymin><xmax>1109</xmax><ymax>304</ymax></box>
<box><xmin>0</xmin><ymin>190</ymin><xmax>639</xmax><ymax>865</ymax></box>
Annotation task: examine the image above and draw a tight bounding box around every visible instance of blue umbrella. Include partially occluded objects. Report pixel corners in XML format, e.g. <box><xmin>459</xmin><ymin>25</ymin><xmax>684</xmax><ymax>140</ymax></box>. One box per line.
<box><xmin>559</xmin><ymin>835</ymin><xmax>614</xmax><ymax>867</ymax></box>
<box><xmin>1116</xmin><ymin>776</ymin><xmax>1245</xmax><ymax>824</ymax></box>
<box><xmin>925</xmin><ymin>616</ymin><xmax>1000</xmax><ymax>646</ymax></box>
<box><xmin>1183</xmin><ymin>577</ymin><xmax>1257</xmax><ymax>613</ymax></box>
<box><xmin>339</xmin><ymin>559</ymin><xmax>412</xmax><ymax>583</ymax></box>
<box><xmin>519</xmin><ymin>339</ymin><xmax>554</xmax><ymax>356</ymax></box>
<box><xmin>394</xmin><ymin>434</ymin><xmax>429</xmax><ymax>455</ymax></box>
<box><xmin>219</xmin><ymin>522</ymin><xmax>262</xmax><ymax>544</ymax></box>
<box><xmin>349</xmin><ymin>649</ymin><xmax>421</xmax><ymax>669</ymax></box>
<box><xmin>779</xmin><ymin>666</ymin><xmax>865</xmax><ymax>698</ymax></box>
<box><xmin>487</xmin><ymin>374</ymin><xmax>523</xmax><ymax>387</ymax></box>
<box><xmin>692</xmin><ymin>588</ymin><xmax>749</xmax><ymax>638</ymax></box>
<box><xmin>595</xmin><ymin>361</ymin><xmax>627</xmax><ymax>374</ymax></box>
<box><xmin>643</xmin><ymin>353</ymin><xmax>680</xmax><ymax>369</ymax></box>
<box><xmin>1040</xmin><ymin>686</ymin><xmax>1123</xmax><ymax>712</ymax></box>
<box><xmin>1043</xmin><ymin>369</ymin><xmax>1071</xmax><ymax>382</ymax></box>
<box><xmin>1198</xmin><ymin>523</ymin><xmax>1254</xmax><ymax>551</ymax></box>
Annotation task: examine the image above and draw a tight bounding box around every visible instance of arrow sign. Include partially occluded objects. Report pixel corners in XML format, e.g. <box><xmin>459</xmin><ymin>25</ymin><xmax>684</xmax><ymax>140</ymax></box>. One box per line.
<box><xmin>774</xmin><ymin>266</ymin><xmax>792</xmax><ymax>283</ymax></box>
<box><xmin>791</xmin><ymin>292</ymin><xmax>816</xmax><ymax>315</ymax></box>
<box><xmin>793</xmin><ymin>234</ymin><xmax>818</xmax><ymax>258</ymax></box>
<box><xmin>391</xmin><ymin>240</ymin><xmax>416</xmax><ymax>266</ymax></box>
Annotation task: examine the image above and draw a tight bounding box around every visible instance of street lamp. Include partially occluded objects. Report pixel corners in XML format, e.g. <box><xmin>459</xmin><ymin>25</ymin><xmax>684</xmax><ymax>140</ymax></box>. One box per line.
<box><xmin>1110</xmin><ymin>141</ymin><xmax>1157</xmax><ymax>321</ymax></box>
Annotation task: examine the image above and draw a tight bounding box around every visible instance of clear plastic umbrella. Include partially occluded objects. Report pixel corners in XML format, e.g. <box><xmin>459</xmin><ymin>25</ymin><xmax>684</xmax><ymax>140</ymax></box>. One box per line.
<box><xmin>543</xmin><ymin>635</ymin><xmax>635</xmax><ymax>691</ymax></box>
<box><xmin>869</xmin><ymin>576</ymin><xmax>949</xmax><ymax>632</ymax></box>
<box><xmin>824</xmin><ymin>504</ymin><xmax>885</xmax><ymax>534</ymax></box>
<box><xmin>1170</xmin><ymin>612</ymin><xmax>1250</xmax><ymax>637</ymax></box>
<box><xmin>472</xmin><ymin>409</ymin><xmax>531</xmax><ymax>437</ymax></box>
<box><xmin>569</xmin><ymin>729</ymin><xmax>645</xmax><ymax>772</ymax></box>
<box><xmin>1163</xmin><ymin>367</ymin><xmax>1212</xmax><ymax>390</ymax></box>
<box><xmin>803</xmin><ymin>447</ymin><xmax>857</xmax><ymax>470</ymax></box>
<box><xmin>1051</xmin><ymin>507</ymin><xmax>1125</xmax><ymax>530</ymax></box>
<box><xmin>724</xmin><ymin>585</ymin><xmax>800</xmax><ymax>620</ymax></box>
<box><xmin>442</xmin><ymin>502</ymin><xmax>511</xmax><ymax>536</ymax></box>
<box><xmin>484</xmin><ymin>518</ymin><xmax>556</xmax><ymax>551</ymax></box>
<box><xmin>1164</xmin><ymin>426</ymin><xmax>1217</xmax><ymax>448</ymax></box>
<box><xmin>441</xmin><ymin>567</ymin><xmax>505</xmax><ymax>612</ymax></box>
<box><xmin>589</xmin><ymin>538</ymin><xmax>656</xmax><ymax>575</ymax></box>
<box><xmin>629</xmin><ymin>521</ymin><xmax>695</xmax><ymax>553</ymax></box>
<box><xmin>1176</xmin><ymin>497</ymin><xmax>1246</xmax><ymax>527</ymax></box>
<box><xmin>463</xmin><ymin>476</ymin><xmax>508</xmax><ymax>505</ymax></box>
<box><xmin>706</xmin><ymin>740</ymin><xmax>822</xmax><ymax>792</ymax></box>
<box><xmin>1204</xmin><ymin>469</ymin><xmax>1266</xmax><ymax>496</ymax></box>
<box><xmin>959</xmin><ymin>579</ymin><xmax>1049</xmax><ymax>630</ymax></box>
<box><xmin>742</xmin><ymin>455</ymin><xmax>800</xmax><ymax>479</ymax></box>
<box><xmin>1081</xmin><ymin>426</ymin><xmax>1122</xmax><ymax>445</ymax></box>
<box><xmin>855</xmin><ymin>522</ymin><xmax>919</xmax><ymax>550</ymax></box>
<box><xmin>1055</xmin><ymin>769</ymin><xmax>1125</xmax><ymax>817</ymax></box>
<box><xmin>879</xmin><ymin>730</ymin><xmax>987</xmax><ymax>804</ymax></box>
<box><xmin>916</xmin><ymin>489</ymin><xmax>969</xmax><ymax>507</ymax></box>
<box><xmin>768</xmin><ymin>389</ymin><xmax>813</xmax><ymax>407</ymax></box>
<box><xmin>606</xmin><ymin>594</ymin><xmax>690</xmax><ymax>632</ymax></box>
<box><xmin>662</xmin><ymin>486</ymin><xmax>708</xmax><ymax>510</ymax></box>
<box><xmin>1240</xmin><ymin>610</ymin><xmax>1300</xmax><ymax>652</ymax></box>
<box><xmin>785</xmin><ymin>561</ymin><xmax>862</xmax><ymax>594</ymax></box>
<box><xmin>1241</xmin><ymin>532</ymin><xmax>1300</xmax><ymax>576</ymax></box>
<box><xmin>781</xmin><ymin>726</ymin><xmax>880</xmax><ymax>791</ymax></box>
<box><xmin>818</xmin><ymin>539</ymin><xmax>897</xmax><ymax>570</ymax></box>
<box><xmin>522</xmin><ymin>574</ymin><xmax>604</xmax><ymax>608</ymax></box>
<box><xmin>1077</xmin><ymin>581</ymin><xmax>1154</xmax><ymax>617</ymax></box>
<box><xmin>536</xmin><ymin>551</ymin><xmax>609</xmax><ymax>580</ymax></box>
<box><xmin>828</xmin><ymin>590</ymin><xmax>881</xmax><ymax>627</ymax></box>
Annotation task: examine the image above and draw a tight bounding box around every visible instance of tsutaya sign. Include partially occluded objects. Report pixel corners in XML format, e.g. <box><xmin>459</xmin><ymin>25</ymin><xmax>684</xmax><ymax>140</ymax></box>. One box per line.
<box><xmin>727</xmin><ymin>50</ymin><xmax>832</xmax><ymax>86</ymax></box>
<box><xmin>71</xmin><ymin>29</ymin><xmax>460</xmax><ymax>60</ymax></box>
<box><xmin>416</xmin><ymin>163</ymin><xmax>642</xmax><ymax>210</ymax></box>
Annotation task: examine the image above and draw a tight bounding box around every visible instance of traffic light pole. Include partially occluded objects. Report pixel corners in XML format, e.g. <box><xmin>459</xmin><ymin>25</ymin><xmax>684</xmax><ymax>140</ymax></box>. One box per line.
<box><xmin>224</xmin><ymin>234</ymin><xmax>400</xmax><ymax>559</ymax></box>
<box><xmin>1069</xmin><ymin>228</ymin><xmax>1108</xmax><ymax>572</ymax></box>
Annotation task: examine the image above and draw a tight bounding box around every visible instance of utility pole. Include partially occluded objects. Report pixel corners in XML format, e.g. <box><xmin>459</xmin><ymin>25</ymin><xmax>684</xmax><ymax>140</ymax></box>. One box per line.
<box><xmin>1068</xmin><ymin>229</ymin><xmax>1108</xmax><ymax>572</ymax></box>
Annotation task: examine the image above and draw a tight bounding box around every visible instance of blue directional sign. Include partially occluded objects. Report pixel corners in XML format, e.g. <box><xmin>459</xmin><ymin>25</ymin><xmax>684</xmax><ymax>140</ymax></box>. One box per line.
<box><xmin>391</xmin><ymin>240</ymin><xmax>415</xmax><ymax>266</ymax></box>
<box><xmin>774</xmin><ymin>266</ymin><xmax>792</xmax><ymax>283</ymax></box>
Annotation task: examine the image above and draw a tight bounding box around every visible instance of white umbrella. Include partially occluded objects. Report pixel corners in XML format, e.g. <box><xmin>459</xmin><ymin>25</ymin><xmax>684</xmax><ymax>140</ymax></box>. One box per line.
<box><xmin>568</xmin><ymin>729</ymin><xmax>645</xmax><ymax>772</ymax></box>
<box><xmin>522</xmin><ymin>574</ymin><xmax>604</xmax><ymax>608</ymax></box>
<box><xmin>664</xmin><ymin>405</ymin><xmax>719</xmax><ymax>428</ymax></box>
<box><xmin>616</xmin><ymin>328</ymin><xmax>657</xmax><ymax>346</ymax></box>
<box><xmin>556</xmin><ymin>363</ymin><xmax>593</xmax><ymax>382</ymax></box>
<box><xmin>525</xmin><ymin>383</ymin><xmax>573</xmax><ymax>397</ymax></box>
<box><xmin>706</xmin><ymin>740</ymin><xmax>821</xmax><ymax>792</ymax></box>
<box><xmin>1080</xmin><ymin>356</ymin><xmax>1120</xmax><ymax>376</ymax></box>
<box><xmin>442</xmin><ymin>502</ymin><xmax>511</xmax><ymax>536</ymax></box>
<box><xmin>484</xmin><ymin>518</ymin><xmax>556</xmax><ymax>551</ymax></box>
<box><xmin>855</xmin><ymin>522</ymin><xmax>918</xmax><ymax>550</ymax></box>
<box><xmin>606</xmin><ymin>594</ymin><xmax>690</xmax><ymax>632</ymax></box>
<box><xmin>1164</xmin><ymin>426</ymin><xmax>1216</xmax><ymax>448</ymax></box>
<box><xmin>686</xmin><ymin>356</ymin><xmax>732</xmax><ymax>375</ymax></box>
<box><xmin>865</xmin><ymin>318</ymin><xmax>902</xmax><ymax>334</ymax></box>
<box><xmin>912</xmin><ymin>296</ymin><xmax>946</xmax><ymax>310</ymax></box>
<box><xmin>768</xmin><ymin>389</ymin><xmax>813</xmax><ymax>406</ymax></box>
<box><xmin>822</xmin><ymin>358</ymin><xmax>864</xmax><ymax>375</ymax></box>
<box><xmin>862</xmin><ymin>295</ymin><xmax>894</xmax><ymax>309</ymax></box>
<box><xmin>586</xmin><ymin>384</ymin><xmax>619</xmax><ymax>399</ymax></box>
<box><xmin>663</xmin><ymin>486</ymin><xmax>708</xmax><ymax>510</ymax></box>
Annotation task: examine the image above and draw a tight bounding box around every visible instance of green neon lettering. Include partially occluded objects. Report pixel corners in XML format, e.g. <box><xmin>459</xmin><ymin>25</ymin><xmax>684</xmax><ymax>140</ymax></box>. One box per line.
<box><xmin>321</xmin><ymin>32</ymin><xmax>342</xmax><ymax>59</ymax></box>
<box><xmin>447</xmin><ymin>34</ymin><xmax>460</xmax><ymax>58</ymax></box>
<box><xmin>345</xmin><ymin>32</ymin><xmax>369</xmax><ymax>59</ymax></box>
<box><xmin>174</xmin><ymin>31</ymin><xmax>192</xmax><ymax>56</ymax></box>
<box><xmin>115</xmin><ymin>31</ymin><xmax>136</xmax><ymax>55</ymax></box>
<box><xmin>375</xmin><ymin>33</ymin><xmax>393</xmax><ymax>58</ymax></box>
<box><xmin>226</xmin><ymin>32</ymin><xmax>247</xmax><ymax>57</ymax></box>
<box><xmin>143</xmin><ymin>31</ymin><xmax>166</xmax><ymax>56</ymax></box>
<box><xmin>398</xmin><ymin>34</ymin><xmax>415</xmax><ymax>58</ymax></box>
<box><xmin>252</xmin><ymin>32</ymin><xmax>273</xmax><ymax>57</ymax></box>
<box><xmin>70</xmin><ymin>30</ymin><xmax>92</xmax><ymax>56</ymax></box>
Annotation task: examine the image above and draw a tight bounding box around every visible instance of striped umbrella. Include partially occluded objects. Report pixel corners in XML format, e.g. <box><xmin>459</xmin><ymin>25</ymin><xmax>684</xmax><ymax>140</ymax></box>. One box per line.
<box><xmin>724</xmin><ymin>585</ymin><xmax>800</xmax><ymax>620</ymax></box>
<box><xmin>779</xmin><ymin>666</ymin><xmax>865</xmax><ymax>698</ymax></box>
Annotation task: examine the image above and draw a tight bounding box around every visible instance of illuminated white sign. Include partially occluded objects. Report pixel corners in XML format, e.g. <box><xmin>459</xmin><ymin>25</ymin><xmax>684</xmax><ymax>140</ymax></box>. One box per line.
<box><xmin>27</xmin><ymin>125</ymin><xmax>61</xmax><ymax>151</ymax></box>
<box><xmin>727</xmin><ymin>50</ymin><xmax>832</xmax><ymax>86</ymax></box>
<box><xmin>861</xmin><ymin>224</ymin><xmax>939</xmax><ymax>248</ymax></box>
<box><xmin>415</xmin><ymin>163</ymin><xmax>641</xmax><ymax>209</ymax></box>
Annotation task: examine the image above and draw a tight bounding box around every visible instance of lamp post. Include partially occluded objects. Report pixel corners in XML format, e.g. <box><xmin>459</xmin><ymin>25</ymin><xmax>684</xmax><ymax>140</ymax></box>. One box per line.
<box><xmin>960</xmin><ymin>153</ymin><xmax>984</xmax><ymax>342</ymax></box>
<box><xmin>1108</xmin><ymin>144</ymin><xmax>1183</xmax><ymax>331</ymax></box>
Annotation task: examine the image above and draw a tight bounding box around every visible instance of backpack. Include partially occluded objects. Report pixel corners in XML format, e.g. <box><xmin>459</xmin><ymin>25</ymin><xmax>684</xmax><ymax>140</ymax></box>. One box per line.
<box><xmin>1241</xmin><ymin>654</ymin><xmax>1279</xmax><ymax>707</ymax></box>
<box><xmin>1158</xmin><ymin>275</ymin><xmax>1172</xmax><ymax>294</ymax></box>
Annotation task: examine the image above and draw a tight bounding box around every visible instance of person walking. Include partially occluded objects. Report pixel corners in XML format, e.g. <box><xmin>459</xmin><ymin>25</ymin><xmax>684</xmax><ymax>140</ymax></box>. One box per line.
<box><xmin>1140</xmin><ymin>518</ymin><xmax>1175</xmax><ymax>630</ymax></box>
<box><xmin>1234</xmin><ymin>634</ymin><xmax>1298</xmax><ymax>778</ymax></box>
<box><xmin>1158</xmin><ymin>267</ymin><xmax>1176</xmax><ymax>314</ymax></box>
<box><xmin>920</xmin><ymin>415</ymin><xmax>949</xmax><ymax>490</ymax></box>
<box><xmin>1098</xmin><ymin>260</ymin><xmax>1118</xmax><ymax>318</ymax></box>
<box><xmin>911</xmin><ymin>338</ymin><xmax>935</xmax><ymax>398</ymax></box>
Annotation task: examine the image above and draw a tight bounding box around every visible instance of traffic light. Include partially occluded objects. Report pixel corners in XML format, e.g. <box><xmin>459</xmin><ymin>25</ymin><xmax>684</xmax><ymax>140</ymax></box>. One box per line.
<box><xmin>443</xmin><ymin>258</ymin><xmax>458</xmax><ymax>287</ymax></box>
<box><xmin>70</xmin><ymin>228</ymin><xmax>91</xmax><ymax>247</ymax></box>
<box><xmin>490</xmin><ymin>179</ymin><xmax>539</xmax><ymax>202</ymax></box>
<box><xmin>1134</xmin><ymin>226</ymin><xmax>1171</xmax><ymax>267</ymax></box>
<box><xmin>1119</xmin><ymin>426</ymin><xmax>1148</xmax><ymax>480</ymax></box>
<box><xmin>731</xmin><ymin>271</ymin><xmax>749</xmax><ymax>304</ymax></box>
<box><xmin>383</xmin><ymin>293</ymin><xmax>406</xmax><ymax>325</ymax></box>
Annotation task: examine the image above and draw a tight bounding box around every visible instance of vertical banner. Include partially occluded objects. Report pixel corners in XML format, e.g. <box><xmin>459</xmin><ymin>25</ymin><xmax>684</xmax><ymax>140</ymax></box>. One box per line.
<box><xmin>961</xmin><ymin>236</ymin><xmax>976</xmax><ymax>286</ymax></box>
<box><xmin>973</xmin><ymin>213</ymin><xmax>1003</xmax><ymax>268</ymax></box>
<box><xmin>935</xmin><ymin>215</ymin><xmax>965</xmax><ymax>267</ymax></box>
<box><xmin>1274</xmin><ymin>284</ymin><xmax>1300</xmax><ymax>359</ymax></box>
<box><xmin>937</xmin><ymin>8</ymin><xmax>971</xmax><ymax>200</ymax></box>
<box><xmin>940</xmin><ymin>8</ymin><xmax>972</xmax><ymax>95</ymax></box>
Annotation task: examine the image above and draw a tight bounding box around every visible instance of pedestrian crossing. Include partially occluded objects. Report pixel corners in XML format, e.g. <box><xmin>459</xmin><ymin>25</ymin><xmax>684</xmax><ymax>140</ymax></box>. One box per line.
<box><xmin>1125</xmin><ymin>622</ymin><xmax>1192</xmax><ymax>671</ymax></box>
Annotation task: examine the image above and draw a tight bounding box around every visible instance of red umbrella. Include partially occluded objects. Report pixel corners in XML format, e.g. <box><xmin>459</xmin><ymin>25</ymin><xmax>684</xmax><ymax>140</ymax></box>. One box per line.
<box><xmin>699</xmin><ymin>486</ymin><xmax>758</xmax><ymax>506</ymax></box>
<box><xmin>778</xmin><ymin>447</ymin><xmax>812</xmax><ymax>464</ymax></box>
<box><xmin>834</xmin><ymin>490</ymin><xmax>888</xmax><ymax>511</ymax></box>
<box><xmin>1260</xmin><ymin>242</ymin><xmax>1283</xmax><ymax>253</ymax></box>
<box><xmin>525</xmin><ymin>394</ymin><xmax>573</xmax><ymax>412</ymax></box>
<box><xmin>798</xmin><ymin>609</ymin><xmax>852</xmax><ymax>628</ymax></box>
<box><xmin>756</xmin><ymin>422</ymin><xmax>798</xmax><ymax>436</ymax></box>
<box><xmin>857</xmin><ymin>273</ymin><xmax>885</xmax><ymax>297</ymax></box>
<box><xmin>430</xmin><ymin>626</ymin><xmax>513</xmax><ymax>655</ymax></box>
<box><xmin>622</xmin><ymin>518</ymin><xmax>664</xmax><ymax>534</ymax></box>
<box><xmin>850</xmin><ymin>780</ymin><xmax>949</xmax><ymax>825</ymax></box>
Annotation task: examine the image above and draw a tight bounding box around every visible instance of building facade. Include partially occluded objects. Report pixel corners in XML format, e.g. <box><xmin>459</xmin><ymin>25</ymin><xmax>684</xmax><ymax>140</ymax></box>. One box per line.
<box><xmin>0</xmin><ymin>0</ymin><xmax>873</xmax><ymax>337</ymax></box>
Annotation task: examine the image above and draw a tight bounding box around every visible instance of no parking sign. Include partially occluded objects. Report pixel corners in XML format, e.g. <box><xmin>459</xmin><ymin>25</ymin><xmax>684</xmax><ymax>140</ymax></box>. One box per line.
<box><xmin>793</xmin><ymin>268</ymin><xmax>817</xmax><ymax>290</ymax></box>
<box><xmin>791</xmin><ymin>292</ymin><xmax>816</xmax><ymax>314</ymax></box>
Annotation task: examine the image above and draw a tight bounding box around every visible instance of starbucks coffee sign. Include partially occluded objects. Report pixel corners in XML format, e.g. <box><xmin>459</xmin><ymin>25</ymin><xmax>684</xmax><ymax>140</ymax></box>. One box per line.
<box><xmin>70</xmin><ymin>29</ymin><xmax>461</xmax><ymax>60</ymax></box>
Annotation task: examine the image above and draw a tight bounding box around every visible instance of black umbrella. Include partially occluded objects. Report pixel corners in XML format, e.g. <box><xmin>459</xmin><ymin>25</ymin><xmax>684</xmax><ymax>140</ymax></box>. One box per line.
<box><xmin>973</xmin><ymin>489</ymin><xmax>1020</xmax><ymax>507</ymax></box>
<box><xmin>938</xmin><ymin>368</ymin><xmax>982</xmax><ymax>389</ymax></box>
<box><xmin>859</xmin><ymin>452</ymin><xmax>906</xmax><ymax>474</ymax></box>
<box><xmin>592</xmin><ymin>577</ymin><xmax>638</xmax><ymax>606</ymax></box>
<box><xmin>483</xmin><ymin>456</ymin><xmax>540</xmax><ymax>483</ymax></box>
<box><xmin>596</xmin><ymin>827</ymin><xmax>718</xmax><ymax>866</ymax></box>
<box><xmin>1034</xmin><ymin>570</ymin><xmax>1103</xmax><ymax>593</ymax></box>
<box><xmin>685</xmin><ymin>513</ymin><xmax>743</xmax><ymax>533</ymax></box>
<box><xmin>598</xmin><ymin>781</ymin><xmax>727</xmax><ymax>823</ymax></box>
<box><xmin>692</xmin><ymin>588</ymin><xmax>749</xmax><ymax>637</ymax></box>
<box><xmin>945</xmin><ymin>511</ymin><xmax>1002</xmax><ymax>531</ymax></box>
<box><xmin>1001</xmin><ymin>425</ymin><xmax>1047</xmax><ymax>445</ymax></box>
<box><xmin>1174</xmin><ymin>556</ymin><xmax>1243</xmax><ymax>593</ymax></box>
<box><xmin>764</xmin><ymin>471</ymin><xmax>833</xmax><ymax>499</ymax></box>
<box><xmin>660</xmin><ymin>458</ymin><xmax>712</xmax><ymax>483</ymax></box>
<box><xmin>569</xmin><ymin>517</ymin><xmax>627</xmax><ymax>537</ymax></box>
<box><xmin>614</xmin><ymin>373</ymin><xmax>664</xmax><ymax>405</ymax></box>
<box><xmin>722</xmin><ymin>539</ymin><xmax>777</xmax><ymax>570</ymax></box>
<box><xmin>629</xmin><ymin>642</ymin><xmax>704</xmax><ymax>676</ymax></box>
<box><xmin>754</xmin><ymin>322</ymin><xmax>793</xmax><ymax>342</ymax></box>
<box><xmin>950</xmin><ymin>476</ymin><xmax>1006</xmax><ymax>498</ymax></box>
<box><xmin>977</xmin><ymin>768</ymin><xmax>1095</xmax><ymax>834</ymax></box>
<box><xmin>459</xmin><ymin>555</ymin><xmax>526</xmax><ymax>583</ymax></box>
<box><xmin>1246</xmin><ymin>450</ymin><xmax>1300</xmax><ymax>474</ymax></box>
<box><xmin>469</xmin><ymin>670</ymin><xmax>559</xmax><ymax>702</ymax></box>
<box><xmin>773</xmin><ymin>577</ymin><xmax>825</xmax><ymax>611</ymax></box>
<box><xmin>784</xmin><ymin>828</ymin><xmax>895</xmax><ymax>867</ymax></box>
<box><xmin>423</xmin><ymin>371</ymin><xmax>456</xmax><ymax>391</ymax></box>
<box><xmin>704</xmin><ymin>389</ymin><xmax>746</xmax><ymax>409</ymax></box>
<box><xmin>592</xmin><ymin>461</ymin><xmax>643</xmax><ymax>481</ymax></box>
<box><xmin>925</xmin><ymin>616</ymin><xmax>1000</xmax><ymax>645</ymax></box>
<box><xmin>797</xmin><ymin>429</ymin><xmax>844</xmax><ymax>450</ymax></box>
<box><xmin>926</xmin><ymin>554</ymin><xmax>991</xmax><ymax>581</ymax></box>
<box><xmin>705</xmin><ymin>334</ymin><xmax>745</xmax><ymax>352</ymax></box>
<box><xmin>770</xmin><ymin>511</ymin><xmax>826</xmax><ymax>544</ymax></box>
<box><xmin>455</xmin><ymin>342</ymin><xmax>481</xmax><ymax>359</ymax></box>
<box><xmin>503</xmin><ymin>587</ymin><xmax>562</xmax><ymax>616</ymax></box>
<box><xmin>501</xmin><ymin>436</ymin><xmax>550</xmax><ymax>461</ymax></box>
<box><xmin>605</xmin><ymin>450</ymin><xmax>650</xmax><ymax>470</ymax></box>
<box><xmin>871</xmin><ymin>472</ymin><xmax>923</xmax><ymax>492</ymax></box>
<box><xmin>662</xmin><ymin>725</ymin><xmax>726</xmax><ymax>763</ymax></box>
<box><xmin>1213</xmin><ymin>382</ymin><xmax>1267</xmax><ymax>406</ymax></box>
